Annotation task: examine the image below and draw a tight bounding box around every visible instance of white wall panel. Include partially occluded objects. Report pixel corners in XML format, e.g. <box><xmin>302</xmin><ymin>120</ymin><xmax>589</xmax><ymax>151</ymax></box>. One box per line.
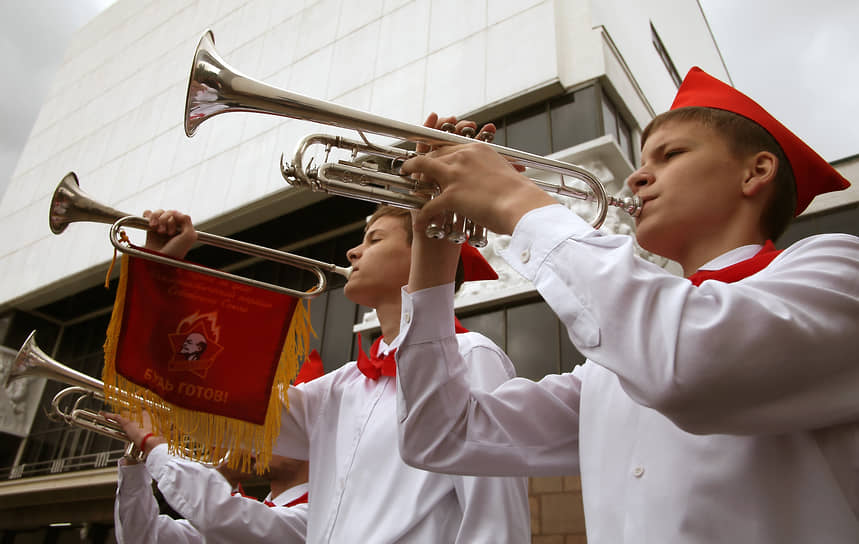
<box><xmin>0</xmin><ymin>0</ymin><xmax>725</xmax><ymax>309</ymax></box>
<box><xmin>424</xmin><ymin>31</ymin><xmax>487</xmax><ymax>117</ymax></box>
<box><xmin>486</xmin><ymin>1</ymin><xmax>556</xmax><ymax>105</ymax></box>
<box><xmin>428</xmin><ymin>0</ymin><xmax>486</xmax><ymax>53</ymax></box>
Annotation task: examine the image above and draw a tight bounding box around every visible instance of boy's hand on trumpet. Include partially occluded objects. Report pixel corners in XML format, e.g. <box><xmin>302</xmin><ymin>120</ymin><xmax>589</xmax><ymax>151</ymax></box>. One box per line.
<box><xmin>405</xmin><ymin>113</ymin><xmax>554</xmax><ymax>236</ymax></box>
<box><xmin>102</xmin><ymin>410</ymin><xmax>167</xmax><ymax>461</ymax></box>
<box><xmin>143</xmin><ymin>209</ymin><xmax>197</xmax><ymax>260</ymax></box>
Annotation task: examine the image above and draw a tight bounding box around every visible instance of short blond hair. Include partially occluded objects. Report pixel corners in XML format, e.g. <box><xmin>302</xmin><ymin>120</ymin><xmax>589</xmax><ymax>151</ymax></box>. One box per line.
<box><xmin>365</xmin><ymin>205</ymin><xmax>465</xmax><ymax>291</ymax></box>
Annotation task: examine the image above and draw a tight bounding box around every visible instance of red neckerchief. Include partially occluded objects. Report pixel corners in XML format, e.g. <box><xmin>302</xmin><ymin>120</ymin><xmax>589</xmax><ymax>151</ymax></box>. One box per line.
<box><xmin>687</xmin><ymin>241</ymin><xmax>782</xmax><ymax>286</ymax></box>
<box><xmin>356</xmin><ymin>318</ymin><xmax>469</xmax><ymax>380</ymax></box>
<box><xmin>230</xmin><ymin>483</ymin><xmax>253</xmax><ymax>499</ymax></box>
<box><xmin>264</xmin><ymin>492</ymin><xmax>309</xmax><ymax>508</ymax></box>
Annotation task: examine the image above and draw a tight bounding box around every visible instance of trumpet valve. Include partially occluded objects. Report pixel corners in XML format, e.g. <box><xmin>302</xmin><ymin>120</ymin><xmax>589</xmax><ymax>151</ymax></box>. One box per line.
<box><xmin>467</xmin><ymin>222</ymin><xmax>489</xmax><ymax>248</ymax></box>
<box><xmin>445</xmin><ymin>212</ymin><xmax>468</xmax><ymax>245</ymax></box>
<box><xmin>476</xmin><ymin>131</ymin><xmax>495</xmax><ymax>143</ymax></box>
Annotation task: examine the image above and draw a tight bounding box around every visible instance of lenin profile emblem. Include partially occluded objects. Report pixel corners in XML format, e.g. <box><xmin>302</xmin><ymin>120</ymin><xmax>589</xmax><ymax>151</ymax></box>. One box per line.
<box><xmin>168</xmin><ymin>312</ymin><xmax>224</xmax><ymax>379</ymax></box>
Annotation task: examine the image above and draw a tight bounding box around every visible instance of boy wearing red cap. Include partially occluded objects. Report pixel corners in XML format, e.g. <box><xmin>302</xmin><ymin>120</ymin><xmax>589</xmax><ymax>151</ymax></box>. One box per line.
<box><xmin>395</xmin><ymin>67</ymin><xmax>859</xmax><ymax>542</ymax></box>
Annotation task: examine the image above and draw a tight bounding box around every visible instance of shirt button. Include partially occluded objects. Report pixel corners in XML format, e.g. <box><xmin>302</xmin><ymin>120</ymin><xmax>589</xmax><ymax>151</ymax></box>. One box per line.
<box><xmin>403</xmin><ymin>312</ymin><xmax>411</xmax><ymax>323</ymax></box>
<box><xmin>520</xmin><ymin>249</ymin><xmax>530</xmax><ymax>263</ymax></box>
<box><xmin>632</xmin><ymin>466</ymin><xmax>644</xmax><ymax>478</ymax></box>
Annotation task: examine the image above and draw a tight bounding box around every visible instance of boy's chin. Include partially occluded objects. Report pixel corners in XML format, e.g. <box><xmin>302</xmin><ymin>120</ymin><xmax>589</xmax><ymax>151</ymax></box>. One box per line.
<box><xmin>633</xmin><ymin>224</ymin><xmax>670</xmax><ymax>257</ymax></box>
<box><xmin>343</xmin><ymin>282</ymin><xmax>373</xmax><ymax>307</ymax></box>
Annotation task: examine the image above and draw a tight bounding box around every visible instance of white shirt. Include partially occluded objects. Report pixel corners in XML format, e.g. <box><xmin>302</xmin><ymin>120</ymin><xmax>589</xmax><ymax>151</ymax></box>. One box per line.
<box><xmin>115</xmin><ymin>459</ymin><xmax>200</xmax><ymax>544</ymax></box>
<box><xmin>274</xmin><ymin>332</ymin><xmax>530</xmax><ymax>543</ymax></box>
<box><xmin>396</xmin><ymin>204</ymin><xmax>859</xmax><ymax>543</ymax></box>
<box><xmin>142</xmin><ymin>444</ymin><xmax>308</xmax><ymax>544</ymax></box>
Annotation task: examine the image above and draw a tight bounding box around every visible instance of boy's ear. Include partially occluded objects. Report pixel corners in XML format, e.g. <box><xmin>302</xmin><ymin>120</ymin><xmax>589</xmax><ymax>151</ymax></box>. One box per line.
<box><xmin>741</xmin><ymin>151</ymin><xmax>778</xmax><ymax>197</ymax></box>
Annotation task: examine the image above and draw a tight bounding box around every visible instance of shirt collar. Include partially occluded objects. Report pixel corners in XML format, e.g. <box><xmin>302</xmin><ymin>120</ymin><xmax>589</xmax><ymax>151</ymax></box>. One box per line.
<box><xmin>266</xmin><ymin>482</ymin><xmax>309</xmax><ymax>507</ymax></box>
<box><xmin>376</xmin><ymin>333</ymin><xmax>402</xmax><ymax>356</ymax></box>
<box><xmin>697</xmin><ymin>243</ymin><xmax>764</xmax><ymax>271</ymax></box>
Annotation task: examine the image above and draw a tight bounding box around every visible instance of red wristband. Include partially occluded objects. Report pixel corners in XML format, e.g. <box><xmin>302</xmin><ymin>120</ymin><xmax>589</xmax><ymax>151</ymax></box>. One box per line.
<box><xmin>140</xmin><ymin>432</ymin><xmax>155</xmax><ymax>452</ymax></box>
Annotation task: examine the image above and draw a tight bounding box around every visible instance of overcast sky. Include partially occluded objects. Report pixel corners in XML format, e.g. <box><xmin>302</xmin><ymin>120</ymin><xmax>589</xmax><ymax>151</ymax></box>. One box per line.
<box><xmin>1</xmin><ymin>0</ymin><xmax>857</xmax><ymax>201</ymax></box>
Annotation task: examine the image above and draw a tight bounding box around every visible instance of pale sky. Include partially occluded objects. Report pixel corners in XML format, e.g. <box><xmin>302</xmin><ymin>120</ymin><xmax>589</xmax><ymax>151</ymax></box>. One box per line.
<box><xmin>0</xmin><ymin>0</ymin><xmax>117</xmax><ymax>199</ymax></box>
<box><xmin>1</xmin><ymin>0</ymin><xmax>857</xmax><ymax>201</ymax></box>
<box><xmin>698</xmin><ymin>0</ymin><xmax>859</xmax><ymax>163</ymax></box>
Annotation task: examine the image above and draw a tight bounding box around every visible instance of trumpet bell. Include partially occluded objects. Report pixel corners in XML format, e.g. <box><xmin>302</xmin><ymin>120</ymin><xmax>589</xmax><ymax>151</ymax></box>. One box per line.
<box><xmin>50</xmin><ymin>172</ymin><xmax>127</xmax><ymax>235</ymax></box>
<box><xmin>8</xmin><ymin>330</ymin><xmax>102</xmax><ymax>392</ymax></box>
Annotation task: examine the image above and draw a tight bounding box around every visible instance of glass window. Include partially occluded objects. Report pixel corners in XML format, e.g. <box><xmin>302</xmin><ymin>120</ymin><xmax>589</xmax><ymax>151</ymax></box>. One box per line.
<box><xmin>492</xmin><ymin>124</ymin><xmax>506</xmax><ymax>148</ymax></box>
<box><xmin>602</xmin><ymin>96</ymin><xmax>617</xmax><ymax>143</ymax></box>
<box><xmin>506</xmin><ymin>301</ymin><xmax>560</xmax><ymax>380</ymax></box>
<box><xmin>320</xmin><ymin>287</ymin><xmax>359</xmax><ymax>371</ymax></box>
<box><xmin>506</xmin><ymin>105</ymin><xmax>551</xmax><ymax>156</ymax></box>
<box><xmin>618</xmin><ymin>114</ymin><xmax>633</xmax><ymax>162</ymax></box>
<box><xmin>601</xmin><ymin>90</ymin><xmax>635</xmax><ymax>164</ymax></box>
<box><xmin>459</xmin><ymin>309</ymin><xmax>505</xmax><ymax>350</ymax></box>
<box><xmin>550</xmin><ymin>86</ymin><xmax>601</xmax><ymax>151</ymax></box>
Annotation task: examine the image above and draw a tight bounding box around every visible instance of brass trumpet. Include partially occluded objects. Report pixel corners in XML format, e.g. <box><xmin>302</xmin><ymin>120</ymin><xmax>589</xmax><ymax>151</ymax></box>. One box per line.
<box><xmin>9</xmin><ymin>331</ymin><xmax>222</xmax><ymax>463</ymax></box>
<box><xmin>9</xmin><ymin>332</ymin><xmax>150</xmax><ymax>449</ymax></box>
<box><xmin>184</xmin><ymin>29</ymin><xmax>641</xmax><ymax>247</ymax></box>
<box><xmin>50</xmin><ymin>172</ymin><xmax>351</xmax><ymax>298</ymax></box>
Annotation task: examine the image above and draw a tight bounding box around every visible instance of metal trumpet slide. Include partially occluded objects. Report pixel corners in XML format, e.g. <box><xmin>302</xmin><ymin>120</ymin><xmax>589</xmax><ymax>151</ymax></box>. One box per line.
<box><xmin>8</xmin><ymin>331</ymin><xmax>219</xmax><ymax>463</ymax></box>
<box><xmin>184</xmin><ymin>29</ymin><xmax>641</xmax><ymax>247</ymax></box>
<box><xmin>50</xmin><ymin>172</ymin><xmax>351</xmax><ymax>298</ymax></box>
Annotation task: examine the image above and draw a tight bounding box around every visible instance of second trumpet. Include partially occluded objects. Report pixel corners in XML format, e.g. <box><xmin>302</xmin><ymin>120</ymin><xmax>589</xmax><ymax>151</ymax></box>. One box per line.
<box><xmin>50</xmin><ymin>172</ymin><xmax>351</xmax><ymax>298</ymax></box>
<box><xmin>184</xmin><ymin>29</ymin><xmax>642</xmax><ymax>248</ymax></box>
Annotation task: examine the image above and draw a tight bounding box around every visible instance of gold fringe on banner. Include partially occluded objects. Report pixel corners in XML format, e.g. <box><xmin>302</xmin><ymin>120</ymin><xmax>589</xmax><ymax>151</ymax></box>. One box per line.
<box><xmin>102</xmin><ymin>254</ymin><xmax>315</xmax><ymax>474</ymax></box>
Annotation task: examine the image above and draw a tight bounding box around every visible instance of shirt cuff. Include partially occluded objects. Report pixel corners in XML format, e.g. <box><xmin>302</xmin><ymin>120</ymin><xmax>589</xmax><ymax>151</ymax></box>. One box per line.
<box><xmin>501</xmin><ymin>204</ymin><xmax>593</xmax><ymax>281</ymax></box>
<box><xmin>117</xmin><ymin>461</ymin><xmax>150</xmax><ymax>486</ymax></box>
<box><xmin>400</xmin><ymin>282</ymin><xmax>456</xmax><ymax>344</ymax></box>
<box><xmin>144</xmin><ymin>443</ymin><xmax>171</xmax><ymax>481</ymax></box>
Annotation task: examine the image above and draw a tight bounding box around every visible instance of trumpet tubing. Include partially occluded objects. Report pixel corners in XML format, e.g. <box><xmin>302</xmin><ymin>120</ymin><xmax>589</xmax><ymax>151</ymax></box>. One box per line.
<box><xmin>185</xmin><ymin>30</ymin><xmax>641</xmax><ymax>246</ymax></box>
<box><xmin>49</xmin><ymin>172</ymin><xmax>350</xmax><ymax>298</ymax></box>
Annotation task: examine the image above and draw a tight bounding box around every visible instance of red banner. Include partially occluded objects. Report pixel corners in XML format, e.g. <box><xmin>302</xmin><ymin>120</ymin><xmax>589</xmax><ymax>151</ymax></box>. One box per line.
<box><xmin>102</xmin><ymin>255</ymin><xmax>312</xmax><ymax>471</ymax></box>
<box><xmin>111</xmin><ymin>257</ymin><xmax>298</xmax><ymax>424</ymax></box>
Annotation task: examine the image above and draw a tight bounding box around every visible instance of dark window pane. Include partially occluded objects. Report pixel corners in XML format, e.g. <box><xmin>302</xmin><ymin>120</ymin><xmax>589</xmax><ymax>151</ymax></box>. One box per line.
<box><xmin>550</xmin><ymin>86</ymin><xmax>601</xmax><ymax>152</ymax></box>
<box><xmin>601</xmin><ymin>94</ymin><xmax>617</xmax><ymax>141</ymax></box>
<box><xmin>308</xmin><ymin>290</ymin><xmax>329</xmax><ymax>354</ymax></box>
<box><xmin>506</xmin><ymin>302</ymin><xmax>560</xmax><ymax>380</ymax></box>
<box><xmin>493</xmin><ymin>124</ymin><xmax>506</xmax><ymax>148</ymax></box>
<box><xmin>779</xmin><ymin>203</ymin><xmax>859</xmax><ymax>247</ymax></box>
<box><xmin>506</xmin><ymin>105</ymin><xmax>550</xmax><ymax>156</ymax></box>
<box><xmin>618</xmin><ymin>114</ymin><xmax>633</xmax><ymax>162</ymax></box>
<box><xmin>320</xmin><ymin>287</ymin><xmax>358</xmax><ymax>371</ymax></box>
<box><xmin>459</xmin><ymin>310</ymin><xmax>505</xmax><ymax>351</ymax></box>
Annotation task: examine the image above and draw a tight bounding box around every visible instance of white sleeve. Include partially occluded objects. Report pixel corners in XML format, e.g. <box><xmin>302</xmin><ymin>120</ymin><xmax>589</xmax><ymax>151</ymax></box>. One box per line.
<box><xmin>145</xmin><ymin>445</ymin><xmax>306</xmax><ymax>543</ymax></box>
<box><xmin>274</xmin><ymin>373</ymin><xmax>335</xmax><ymax>459</ymax></box>
<box><xmin>194</xmin><ymin>497</ymin><xmax>308</xmax><ymax>544</ymax></box>
<box><xmin>503</xmin><ymin>204</ymin><xmax>859</xmax><ymax>434</ymax></box>
<box><xmin>451</xmin><ymin>337</ymin><xmax>531</xmax><ymax>542</ymax></box>
<box><xmin>114</xmin><ymin>460</ymin><xmax>202</xmax><ymax>544</ymax></box>
<box><xmin>396</xmin><ymin>282</ymin><xmax>581</xmax><ymax>477</ymax></box>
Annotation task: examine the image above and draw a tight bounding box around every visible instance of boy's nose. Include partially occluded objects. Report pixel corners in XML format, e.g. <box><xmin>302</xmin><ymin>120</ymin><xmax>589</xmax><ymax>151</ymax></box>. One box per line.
<box><xmin>346</xmin><ymin>245</ymin><xmax>361</xmax><ymax>263</ymax></box>
<box><xmin>626</xmin><ymin>169</ymin><xmax>655</xmax><ymax>193</ymax></box>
